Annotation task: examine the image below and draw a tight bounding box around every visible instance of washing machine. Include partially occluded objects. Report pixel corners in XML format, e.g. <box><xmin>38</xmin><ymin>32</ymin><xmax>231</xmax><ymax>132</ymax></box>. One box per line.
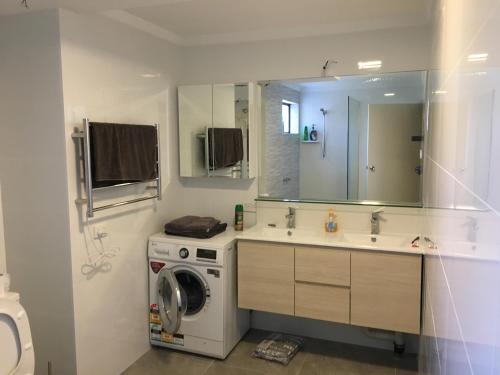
<box><xmin>148</xmin><ymin>229</ymin><xmax>249</xmax><ymax>358</ymax></box>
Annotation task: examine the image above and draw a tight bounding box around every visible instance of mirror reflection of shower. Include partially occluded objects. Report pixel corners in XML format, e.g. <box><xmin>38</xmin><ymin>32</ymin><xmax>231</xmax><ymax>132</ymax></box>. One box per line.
<box><xmin>320</xmin><ymin>108</ymin><xmax>327</xmax><ymax>159</ymax></box>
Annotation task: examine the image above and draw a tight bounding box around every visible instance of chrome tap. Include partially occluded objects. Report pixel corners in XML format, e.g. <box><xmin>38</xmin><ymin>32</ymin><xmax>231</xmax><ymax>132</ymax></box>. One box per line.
<box><xmin>286</xmin><ymin>207</ymin><xmax>296</xmax><ymax>229</ymax></box>
<box><xmin>370</xmin><ymin>207</ymin><xmax>385</xmax><ymax>235</ymax></box>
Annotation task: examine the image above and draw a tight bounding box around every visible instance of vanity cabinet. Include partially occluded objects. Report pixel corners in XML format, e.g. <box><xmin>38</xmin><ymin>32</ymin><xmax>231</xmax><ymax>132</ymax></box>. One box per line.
<box><xmin>237</xmin><ymin>241</ymin><xmax>294</xmax><ymax>315</ymax></box>
<box><xmin>350</xmin><ymin>251</ymin><xmax>422</xmax><ymax>334</ymax></box>
<box><xmin>237</xmin><ymin>240</ymin><xmax>423</xmax><ymax>334</ymax></box>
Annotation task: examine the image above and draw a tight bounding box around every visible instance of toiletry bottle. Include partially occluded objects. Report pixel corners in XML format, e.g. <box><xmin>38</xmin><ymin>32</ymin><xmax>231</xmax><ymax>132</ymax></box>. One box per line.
<box><xmin>324</xmin><ymin>209</ymin><xmax>338</xmax><ymax>233</ymax></box>
<box><xmin>303</xmin><ymin>126</ymin><xmax>309</xmax><ymax>141</ymax></box>
<box><xmin>309</xmin><ymin>125</ymin><xmax>318</xmax><ymax>141</ymax></box>
<box><xmin>235</xmin><ymin>204</ymin><xmax>244</xmax><ymax>231</ymax></box>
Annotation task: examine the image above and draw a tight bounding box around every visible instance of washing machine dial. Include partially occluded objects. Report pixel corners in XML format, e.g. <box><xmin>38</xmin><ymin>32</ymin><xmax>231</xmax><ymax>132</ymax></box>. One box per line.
<box><xmin>179</xmin><ymin>248</ymin><xmax>189</xmax><ymax>259</ymax></box>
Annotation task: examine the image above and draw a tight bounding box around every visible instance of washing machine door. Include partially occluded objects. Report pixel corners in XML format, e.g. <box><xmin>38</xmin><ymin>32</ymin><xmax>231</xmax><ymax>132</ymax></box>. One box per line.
<box><xmin>157</xmin><ymin>268</ymin><xmax>186</xmax><ymax>334</ymax></box>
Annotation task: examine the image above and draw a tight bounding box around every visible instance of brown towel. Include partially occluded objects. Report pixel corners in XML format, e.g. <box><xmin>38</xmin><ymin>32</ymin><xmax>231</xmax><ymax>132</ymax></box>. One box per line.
<box><xmin>208</xmin><ymin>128</ymin><xmax>243</xmax><ymax>169</ymax></box>
<box><xmin>164</xmin><ymin>216</ymin><xmax>227</xmax><ymax>239</ymax></box>
<box><xmin>90</xmin><ymin>122</ymin><xmax>157</xmax><ymax>187</ymax></box>
<box><xmin>165</xmin><ymin>216</ymin><xmax>220</xmax><ymax>232</ymax></box>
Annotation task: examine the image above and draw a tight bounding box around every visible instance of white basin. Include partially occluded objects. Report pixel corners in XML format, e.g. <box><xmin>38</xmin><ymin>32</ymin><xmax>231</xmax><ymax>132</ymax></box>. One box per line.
<box><xmin>339</xmin><ymin>233</ymin><xmax>412</xmax><ymax>248</ymax></box>
<box><xmin>236</xmin><ymin>226</ymin><xmax>421</xmax><ymax>254</ymax></box>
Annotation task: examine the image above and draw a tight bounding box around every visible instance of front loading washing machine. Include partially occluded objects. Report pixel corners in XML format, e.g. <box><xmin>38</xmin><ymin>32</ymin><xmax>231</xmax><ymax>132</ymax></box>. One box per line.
<box><xmin>148</xmin><ymin>230</ymin><xmax>249</xmax><ymax>358</ymax></box>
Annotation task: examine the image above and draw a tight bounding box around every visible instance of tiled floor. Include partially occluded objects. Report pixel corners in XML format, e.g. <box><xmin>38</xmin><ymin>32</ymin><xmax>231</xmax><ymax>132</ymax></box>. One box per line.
<box><xmin>122</xmin><ymin>329</ymin><xmax>419</xmax><ymax>375</ymax></box>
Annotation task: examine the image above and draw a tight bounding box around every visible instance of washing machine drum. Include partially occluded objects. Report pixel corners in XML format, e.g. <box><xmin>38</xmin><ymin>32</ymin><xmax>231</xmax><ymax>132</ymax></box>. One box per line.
<box><xmin>0</xmin><ymin>297</ymin><xmax>35</xmax><ymax>375</ymax></box>
<box><xmin>157</xmin><ymin>267</ymin><xmax>208</xmax><ymax>334</ymax></box>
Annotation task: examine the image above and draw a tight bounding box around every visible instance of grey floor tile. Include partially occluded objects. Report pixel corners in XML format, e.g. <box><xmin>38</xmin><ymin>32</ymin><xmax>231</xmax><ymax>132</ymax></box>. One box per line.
<box><xmin>204</xmin><ymin>362</ymin><xmax>267</xmax><ymax>375</ymax></box>
<box><xmin>121</xmin><ymin>347</ymin><xmax>214</xmax><ymax>375</ymax></box>
<box><xmin>222</xmin><ymin>330</ymin><xmax>306</xmax><ymax>375</ymax></box>
<box><xmin>122</xmin><ymin>330</ymin><xmax>421</xmax><ymax>375</ymax></box>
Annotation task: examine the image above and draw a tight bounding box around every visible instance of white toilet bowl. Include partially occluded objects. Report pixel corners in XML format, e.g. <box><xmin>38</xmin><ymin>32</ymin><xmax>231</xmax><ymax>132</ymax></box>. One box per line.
<box><xmin>0</xmin><ymin>281</ymin><xmax>34</xmax><ymax>375</ymax></box>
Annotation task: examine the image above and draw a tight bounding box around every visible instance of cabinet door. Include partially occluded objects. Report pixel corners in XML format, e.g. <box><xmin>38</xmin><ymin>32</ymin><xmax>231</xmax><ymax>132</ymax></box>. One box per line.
<box><xmin>237</xmin><ymin>241</ymin><xmax>294</xmax><ymax>315</ymax></box>
<box><xmin>295</xmin><ymin>246</ymin><xmax>350</xmax><ymax>286</ymax></box>
<box><xmin>351</xmin><ymin>251</ymin><xmax>422</xmax><ymax>334</ymax></box>
<box><xmin>178</xmin><ymin>85</ymin><xmax>212</xmax><ymax>177</ymax></box>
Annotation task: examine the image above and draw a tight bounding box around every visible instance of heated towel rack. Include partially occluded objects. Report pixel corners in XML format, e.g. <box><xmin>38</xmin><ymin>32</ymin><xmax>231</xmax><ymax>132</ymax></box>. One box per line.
<box><xmin>72</xmin><ymin>118</ymin><xmax>162</xmax><ymax>218</ymax></box>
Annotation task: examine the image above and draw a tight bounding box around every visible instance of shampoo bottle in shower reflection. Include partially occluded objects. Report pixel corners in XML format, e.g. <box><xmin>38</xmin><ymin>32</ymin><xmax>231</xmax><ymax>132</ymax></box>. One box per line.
<box><xmin>309</xmin><ymin>125</ymin><xmax>318</xmax><ymax>141</ymax></box>
<box><xmin>303</xmin><ymin>126</ymin><xmax>309</xmax><ymax>141</ymax></box>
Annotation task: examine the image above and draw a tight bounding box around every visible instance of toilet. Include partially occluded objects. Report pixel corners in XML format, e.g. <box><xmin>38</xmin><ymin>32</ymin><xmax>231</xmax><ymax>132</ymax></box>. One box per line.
<box><xmin>0</xmin><ymin>274</ymin><xmax>34</xmax><ymax>375</ymax></box>
<box><xmin>0</xmin><ymin>182</ymin><xmax>34</xmax><ymax>375</ymax></box>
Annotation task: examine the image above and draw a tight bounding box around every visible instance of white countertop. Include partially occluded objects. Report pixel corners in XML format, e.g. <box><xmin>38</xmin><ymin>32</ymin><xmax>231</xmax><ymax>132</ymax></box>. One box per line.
<box><xmin>235</xmin><ymin>226</ymin><xmax>424</xmax><ymax>255</ymax></box>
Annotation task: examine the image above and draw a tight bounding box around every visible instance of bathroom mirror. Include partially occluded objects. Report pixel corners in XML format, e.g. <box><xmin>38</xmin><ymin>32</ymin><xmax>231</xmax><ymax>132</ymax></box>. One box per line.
<box><xmin>178</xmin><ymin>83</ymin><xmax>253</xmax><ymax>179</ymax></box>
<box><xmin>258</xmin><ymin>70</ymin><xmax>427</xmax><ymax>206</ymax></box>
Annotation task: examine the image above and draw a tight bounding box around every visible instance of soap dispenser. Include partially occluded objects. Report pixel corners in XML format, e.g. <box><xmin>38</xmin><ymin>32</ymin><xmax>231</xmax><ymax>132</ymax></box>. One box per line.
<box><xmin>324</xmin><ymin>209</ymin><xmax>338</xmax><ymax>233</ymax></box>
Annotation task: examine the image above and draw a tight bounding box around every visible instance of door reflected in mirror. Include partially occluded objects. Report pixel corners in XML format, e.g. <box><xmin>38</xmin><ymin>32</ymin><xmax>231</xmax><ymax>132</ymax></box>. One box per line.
<box><xmin>259</xmin><ymin>71</ymin><xmax>426</xmax><ymax>206</ymax></box>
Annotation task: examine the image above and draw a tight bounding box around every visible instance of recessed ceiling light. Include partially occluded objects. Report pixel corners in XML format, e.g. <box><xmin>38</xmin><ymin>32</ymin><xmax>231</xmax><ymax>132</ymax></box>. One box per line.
<box><xmin>358</xmin><ymin>60</ymin><xmax>382</xmax><ymax>70</ymax></box>
<box><xmin>467</xmin><ymin>53</ymin><xmax>488</xmax><ymax>62</ymax></box>
<box><xmin>432</xmin><ymin>90</ymin><xmax>447</xmax><ymax>95</ymax></box>
<box><xmin>384</xmin><ymin>93</ymin><xmax>395</xmax><ymax>97</ymax></box>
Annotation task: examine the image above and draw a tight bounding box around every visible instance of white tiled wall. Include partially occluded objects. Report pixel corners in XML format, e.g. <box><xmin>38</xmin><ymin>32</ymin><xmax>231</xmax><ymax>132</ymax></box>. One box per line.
<box><xmin>420</xmin><ymin>1</ymin><xmax>500</xmax><ymax>374</ymax></box>
<box><xmin>261</xmin><ymin>83</ymin><xmax>301</xmax><ymax>198</ymax></box>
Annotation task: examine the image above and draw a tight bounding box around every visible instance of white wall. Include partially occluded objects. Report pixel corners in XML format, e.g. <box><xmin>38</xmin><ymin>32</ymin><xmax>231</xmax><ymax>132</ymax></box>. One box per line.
<box><xmin>0</xmin><ymin>184</ymin><xmax>6</xmax><ymax>276</ymax></box>
<box><xmin>181</xmin><ymin>26</ymin><xmax>431</xmax><ymax>84</ymax></box>
<box><xmin>0</xmin><ymin>10</ymin><xmax>77</xmax><ymax>375</ymax></box>
<box><xmin>58</xmin><ymin>9</ymin><xmax>183</xmax><ymax>375</ymax></box>
<box><xmin>420</xmin><ymin>1</ymin><xmax>500</xmax><ymax>374</ymax></box>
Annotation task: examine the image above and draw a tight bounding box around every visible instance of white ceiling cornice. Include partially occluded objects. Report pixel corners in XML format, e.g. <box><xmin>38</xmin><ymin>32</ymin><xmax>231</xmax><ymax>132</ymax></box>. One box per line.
<box><xmin>102</xmin><ymin>9</ymin><xmax>430</xmax><ymax>47</ymax></box>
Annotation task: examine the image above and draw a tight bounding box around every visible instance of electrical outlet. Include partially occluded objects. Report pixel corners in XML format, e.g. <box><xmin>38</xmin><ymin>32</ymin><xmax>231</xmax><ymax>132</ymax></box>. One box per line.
<box><xmin>243</xmin><ymin>202</ymin><xmax>256</xmax><ymax>212</ymax></box>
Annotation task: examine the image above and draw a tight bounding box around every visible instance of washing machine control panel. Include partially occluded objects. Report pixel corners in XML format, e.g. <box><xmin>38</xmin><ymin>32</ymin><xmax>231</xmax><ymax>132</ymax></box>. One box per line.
<box><xmin>149</xmin><ymin>240</ymin><xmax>225</xmax><ymax>266</ymax></box>
<box><xmin>179</xmin><ymin>248</ymin><xmax>189</xmax><ymax>259</ymax></box>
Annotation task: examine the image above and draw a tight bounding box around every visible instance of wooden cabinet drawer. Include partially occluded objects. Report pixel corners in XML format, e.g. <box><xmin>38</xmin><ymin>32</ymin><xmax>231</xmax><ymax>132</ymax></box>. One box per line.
<box><xmin>295</xmin><ymin>282</ymin><xmax>350</xmax><ymax>324</ymax></box>
<box><xmin>351</xmin><ymin>251</ymin><xmax>422</xmax><ymax>334</ymax></box>
<box><xmin>295</xmin><ymin>246</ymin><xmax>350</xmax><ymax>286</ymax></box>
<box><xmin>237</xmin><ymin>241</ymin><xmax>294</xmax><ymax>315</ymax></box>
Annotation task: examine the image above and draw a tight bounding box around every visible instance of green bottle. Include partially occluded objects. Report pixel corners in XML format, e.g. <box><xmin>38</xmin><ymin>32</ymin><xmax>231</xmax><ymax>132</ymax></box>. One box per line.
<box><xmin>235</xmin><ymin>204</ymin><xmax>244</xmax><ymax>231</ymax></box>
<box><xmin>303</xmin><ymin>126</ymin><xmax>309</xmax><ymax>141</ymax></box>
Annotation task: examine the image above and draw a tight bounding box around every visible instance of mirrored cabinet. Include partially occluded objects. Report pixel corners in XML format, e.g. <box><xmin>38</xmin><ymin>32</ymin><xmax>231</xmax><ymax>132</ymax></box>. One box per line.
<box><xmin>178</xmin><ymin>83</ymin><xmax>256</xmax><ymax>179</ymax></box>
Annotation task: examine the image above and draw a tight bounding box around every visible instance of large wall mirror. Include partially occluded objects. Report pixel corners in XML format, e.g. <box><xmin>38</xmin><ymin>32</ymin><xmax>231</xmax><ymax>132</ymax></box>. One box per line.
<box><xmin>178</xmin><ymin>83</ymin><xmax>253</xmax><ymax>179</ymax></box>
<box><xmin>258</xmin><ymin>70</ymin><xmax>427</xmax><ymax>206</ymax></box>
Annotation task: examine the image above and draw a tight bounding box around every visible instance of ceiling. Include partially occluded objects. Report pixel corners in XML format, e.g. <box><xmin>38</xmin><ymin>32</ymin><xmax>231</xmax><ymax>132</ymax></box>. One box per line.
<box><xmin>1</xmin><ymin>0</ymin><xmax>434</xmax><ymax>46</ymax></box>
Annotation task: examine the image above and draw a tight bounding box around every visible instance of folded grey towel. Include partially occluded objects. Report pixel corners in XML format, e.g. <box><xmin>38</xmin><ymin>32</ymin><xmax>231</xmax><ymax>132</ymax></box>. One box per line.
<box><xmin>165</xmin><ymin>216</ymin><xmax>220</xmax><ymax>233</ymax></box>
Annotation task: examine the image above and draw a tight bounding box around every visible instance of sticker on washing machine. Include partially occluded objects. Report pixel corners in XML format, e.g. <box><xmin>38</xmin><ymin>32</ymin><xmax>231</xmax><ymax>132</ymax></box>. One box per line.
<box><xmin>161</xmin><ymin>332</ymin><xmax>185</xmax><ymax>346</ymax></box>
<box><xmin>150</xmin><ymin>304</ymin><xmax>161</xmax><ymax>324</ymax></box>
<box><xmin>150</xmin><ymin>324</ymin><xmax>162</xmax><ymax>341</ymax></box>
